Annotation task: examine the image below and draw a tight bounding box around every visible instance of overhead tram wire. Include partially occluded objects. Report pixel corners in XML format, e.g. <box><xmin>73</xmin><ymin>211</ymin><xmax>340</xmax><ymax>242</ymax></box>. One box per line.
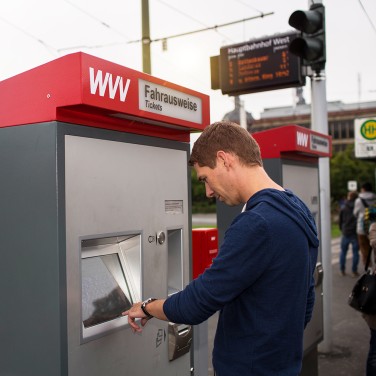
<box><xmin>231</xmin><ymin>0</ymin><xmax>265</xmax><ymax>15</ymax></box>
<box><xmin>358</xmin><ymin>0</ymin><xmax>376</xmax><ymax>35</ymax></box>
<box><xmin>62</xmin><ymin>0</ymin><xmax>132</xmax><ymax>40</ymax></box>
<box><xmin>58</xmin><ymin>0</ymin><xmax>132</xmax><ymax>52</ymax></box>
<box><xmin>154</xmin><ymin>0</ymin><xmax>237</xmax><ymax>43</ymax></box>
<box><xmin>231</xmin><ymin>0</ymin><xmax>266</xmax><ymax>40</ymax></box>
<box><xmin>0</xmin><ymin>16</ymin><xmax>57</xmax><ymax>56</ymax></box>
<box><xmin>127</xmin><ymin>12</ymin><xmax>274</xmax><ymax>45</ymax></box>
<box><xmin>58</xmin><ymin>12</ymin><xmax>273</xmax><ymax>52</ymax></box>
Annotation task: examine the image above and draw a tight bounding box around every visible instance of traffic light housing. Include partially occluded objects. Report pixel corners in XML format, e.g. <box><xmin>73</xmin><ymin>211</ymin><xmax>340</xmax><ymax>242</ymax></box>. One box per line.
<box><xmin>288</xmin><ymin>3</ymin><xmax>326</xmax><ymax>72</ymax></box>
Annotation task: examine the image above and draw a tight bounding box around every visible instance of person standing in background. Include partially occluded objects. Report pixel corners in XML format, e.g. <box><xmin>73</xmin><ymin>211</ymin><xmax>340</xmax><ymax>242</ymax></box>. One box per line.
<box><xmin>354</xmin><ymin>183</ymin><xmax>376</xmax><ymax>266</ymax></box>
<box><xmin>339</xmin><ymin>191</ymin><xmax>359</xmax><ymax>277</ymax></box>
<box><xmin>363</xmin><ymin>222</ymin><xmax>376</xmax><ymax>376</ymax></box>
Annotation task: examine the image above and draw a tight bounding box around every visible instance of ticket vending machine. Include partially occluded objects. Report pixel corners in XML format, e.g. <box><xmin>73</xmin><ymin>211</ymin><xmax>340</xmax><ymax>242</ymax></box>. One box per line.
<box><xmin>0</xmin><ymin>53</ymin><xmax>209</xmax><ymax>376</ymax></box>
<box><xmin>217</xmin><ymin>125</ymin><xmax>331</xmax><ymax>375</ymax></box>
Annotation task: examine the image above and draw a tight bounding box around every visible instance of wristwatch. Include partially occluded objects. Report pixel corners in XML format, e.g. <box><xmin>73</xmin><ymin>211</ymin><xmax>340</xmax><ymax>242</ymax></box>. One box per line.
<box><xmin>141</xmin><ymin>298</ymin><xmax>157</xmax><ymax>318</ymax></box>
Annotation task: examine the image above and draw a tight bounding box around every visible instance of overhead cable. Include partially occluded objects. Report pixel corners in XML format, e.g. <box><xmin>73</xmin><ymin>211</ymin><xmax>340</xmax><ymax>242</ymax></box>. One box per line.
<box><xmin>358</xmin><ymin>0</ymin><xmax>376</xmax><ymax>34</ymax></box>
<box><xmin>128</xmin><ymin>12</ymin><xmax>274</xmax><ymax>44</ymax></box>
<box><xmin>155</xmin><ymin>0</ymin><xmax>236</xmax><ymax>42</ymax></box>
<box><xmin>63</xmin><ymin>0</ymin><xmax>131</xmax><ymax>40</ymax></box>
<box><xmin>58</xmin><ymin>12</ymin><xmax>273</xmax><ymax>52</ymax></box>
<box><xmin>0</xmin><ymin>16</ymin><xmax>57</xmax><ymax>56</ymax></box>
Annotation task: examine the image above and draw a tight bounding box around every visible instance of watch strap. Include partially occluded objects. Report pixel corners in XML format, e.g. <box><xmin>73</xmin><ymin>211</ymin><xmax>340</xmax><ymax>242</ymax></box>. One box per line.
<box><xmin>141</xmin><ymin>298</ymin><xmax>157</xmax><ymax>318</ymax></box>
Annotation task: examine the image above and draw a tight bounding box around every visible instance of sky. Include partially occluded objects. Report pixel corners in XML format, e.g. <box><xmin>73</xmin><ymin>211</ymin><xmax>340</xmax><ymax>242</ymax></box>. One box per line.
<box><xmin>1</xmin><ymin>0</ymin><xmax>375</xmax><ymax>129</ymax></box>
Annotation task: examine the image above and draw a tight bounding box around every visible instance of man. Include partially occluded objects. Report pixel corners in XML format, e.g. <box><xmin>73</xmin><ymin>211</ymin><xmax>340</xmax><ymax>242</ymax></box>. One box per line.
<box><xmin>354</xmin><ymin>182</ymin><xmax>376</xmax><ymax>266</ymax></box>
<box><xmin>123</xmin><ymin>121</ymin><xmax>319</xmax><ymax>376</ymax></box>
<box><xmin>363</xmin><ymin>222</ymin><xmax>376</xmax><ymax>376</ymax></box>
<box><xmin>338</xmin><ymin>191</ymin><xmax>359</xmax><ymax>276</ymax></box>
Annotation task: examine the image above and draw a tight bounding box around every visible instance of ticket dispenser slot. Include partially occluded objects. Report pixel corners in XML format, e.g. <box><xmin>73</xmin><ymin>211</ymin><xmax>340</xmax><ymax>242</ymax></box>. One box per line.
<box><xmin>168</xmin><ymin>323</ymin><xmax>193</xmax><ymax>362</ymax></box>
<box><xmin>167</xmin><ymin>229</ymin><xmax>193</xmax><ymax>361</ymax></box>
<box><xmin>81</xmin><ymin>234</ymin><xmax>141</xmax><ymax>342</ymax></box>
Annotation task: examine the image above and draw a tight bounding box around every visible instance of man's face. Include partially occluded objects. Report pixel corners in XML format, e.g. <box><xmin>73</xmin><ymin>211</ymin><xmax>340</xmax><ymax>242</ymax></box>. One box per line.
<box><xmin>194</xmin><ymin>161</ymin><xmax>240</xmax><ymax>206</ymax></box>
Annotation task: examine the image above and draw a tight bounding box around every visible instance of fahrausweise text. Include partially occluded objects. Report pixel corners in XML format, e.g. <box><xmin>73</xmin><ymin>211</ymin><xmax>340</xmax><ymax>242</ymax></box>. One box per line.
<box><xmin>144</xmin><ymin>85</ymin><xmax>198</xmax><ymax>112</ymax></box>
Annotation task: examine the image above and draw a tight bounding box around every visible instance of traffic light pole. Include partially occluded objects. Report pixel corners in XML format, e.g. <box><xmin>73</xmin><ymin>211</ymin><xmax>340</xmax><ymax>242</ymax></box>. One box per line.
<box><xmin>141</xmin><ymin>0</ymin><xmax>152</xmax><ymax>74</ymax></box>
<box><xmin>311</xmin><ymin>70</ymin><xmax>333</xmax><ymax>354</ymax></box>
<box><xmin>302</xmin><ymin>0</ymin><xmax>333</xmax><ymax>355</ymax></box>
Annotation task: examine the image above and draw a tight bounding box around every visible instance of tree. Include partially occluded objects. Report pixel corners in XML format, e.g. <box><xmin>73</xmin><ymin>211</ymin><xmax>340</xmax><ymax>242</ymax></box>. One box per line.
<box><xmin>330</xmin><ymin>144</ymin><xmax>375</xmax><ymax>204</ymax></box>
<box><xmin>191</xmin><ymin>168</ymin><xmax>216</xmax><ymax>213</ymax></box>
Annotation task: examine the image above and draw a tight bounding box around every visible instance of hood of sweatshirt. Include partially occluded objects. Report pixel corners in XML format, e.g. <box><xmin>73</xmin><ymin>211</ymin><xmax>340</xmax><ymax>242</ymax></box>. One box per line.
<box><xmin>345</xmin><ymin>200</ymin><xmax>355</xmax><ymax>211</ymax></box>
<box><xmin>359</xmin><ymin>191</ymin><xmax>376</xmax><ymax>203</ymax></box>
<box><xmin>245</xmin><ymin>188</ymin><xmax>319</xmax><ymax>248</ymax></box>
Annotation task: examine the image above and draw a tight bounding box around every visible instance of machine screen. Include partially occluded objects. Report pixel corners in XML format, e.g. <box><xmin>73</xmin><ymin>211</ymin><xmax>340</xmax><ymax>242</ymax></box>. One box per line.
<box><xmin>82</xmin><ymin>254</ymin><xmax>132</xmax><ymax>328</ymax></box>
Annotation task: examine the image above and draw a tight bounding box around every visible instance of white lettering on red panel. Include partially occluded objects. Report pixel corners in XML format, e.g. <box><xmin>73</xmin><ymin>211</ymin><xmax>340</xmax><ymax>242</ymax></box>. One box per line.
<box><xmin>296</xmin><ymin>131</ymin><xmax>309</xmax><ymax>148</ymax></box>
<box><xmin>296</xmin><ymin>130</ymin><xmax>329</xmax><ymax>154</ymax></box>
<box><xmin>89</xmin><ymin>67</ymin><xmax>131</xmax><ymax>102</ymax></box>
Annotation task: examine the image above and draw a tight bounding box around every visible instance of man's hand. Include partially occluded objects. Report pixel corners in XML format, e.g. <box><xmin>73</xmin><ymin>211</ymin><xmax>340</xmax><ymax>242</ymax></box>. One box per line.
<box><xmin>122</xmin><ymin>303</ymin><xmax>151</xmax><ymax>333</ymax></box>
<box><xmin>122</xmin><ymin>299</ymin><xmax>168</xmax><ymax>333</ymax></box>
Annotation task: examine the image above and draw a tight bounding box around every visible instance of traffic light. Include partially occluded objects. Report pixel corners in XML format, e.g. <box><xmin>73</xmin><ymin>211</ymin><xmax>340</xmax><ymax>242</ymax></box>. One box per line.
<box><xmin>288</xmin><ymin>3</ymin><xmax>326</xmax><ymax>72</ymax></box>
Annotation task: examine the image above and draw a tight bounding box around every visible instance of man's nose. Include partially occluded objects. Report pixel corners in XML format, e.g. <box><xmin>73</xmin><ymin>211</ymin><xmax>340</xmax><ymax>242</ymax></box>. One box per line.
<box><xmin>205</xmin><ymin>183</ymin><xmax>215</xmax><ymax>198</ymax></box>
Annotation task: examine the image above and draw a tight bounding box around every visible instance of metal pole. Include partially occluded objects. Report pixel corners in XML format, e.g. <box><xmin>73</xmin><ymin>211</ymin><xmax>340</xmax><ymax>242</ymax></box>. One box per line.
<box><xmin>239</xmin><ymin>97</ymin><xmax>247</xmax><ymax>130</ymax></box>
<box><xmin>307</xmin><ymin>0</ymin><xmax>333</xmax><ymax>355</ymax></box>
<box><xmin>141</xmin><ymin>0</ymin><xmax>151</xmax><ymax>74</ymax></box>
<box><xmin>311</xmin><ymin>71</ymin><xmax>333</xmax><ymax>353</ymax></box>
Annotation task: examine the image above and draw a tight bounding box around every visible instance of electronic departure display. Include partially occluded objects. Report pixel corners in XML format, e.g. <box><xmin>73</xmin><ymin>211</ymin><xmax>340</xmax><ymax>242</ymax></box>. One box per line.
<box><xmin>219</xmin><ymin>32</ymin><xmax>305</xmax><ymax>95</ymax></box>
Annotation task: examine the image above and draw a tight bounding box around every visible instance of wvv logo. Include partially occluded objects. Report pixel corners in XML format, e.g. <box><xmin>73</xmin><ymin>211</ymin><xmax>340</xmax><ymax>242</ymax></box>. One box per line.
<box><xmin>89</xmin><ymin>67</ymin><xmax>131</xmax><ymax>102</ymax></box>
<box><xmin>297</xmin><ymin>131</ymin><xmax>309</xmax><ymax>147</ymax></box>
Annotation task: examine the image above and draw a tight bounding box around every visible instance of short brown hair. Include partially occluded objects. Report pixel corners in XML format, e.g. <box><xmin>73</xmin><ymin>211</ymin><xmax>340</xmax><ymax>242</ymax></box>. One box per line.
<box><xmin>189</xmin><ymin>121</ymin><xmax>263</xmax><ymax>168</ymax></box>
<box><xmin>348</xmin><ymin>191</ymin><xmax>358</xmax><ymax>201</ymax></box>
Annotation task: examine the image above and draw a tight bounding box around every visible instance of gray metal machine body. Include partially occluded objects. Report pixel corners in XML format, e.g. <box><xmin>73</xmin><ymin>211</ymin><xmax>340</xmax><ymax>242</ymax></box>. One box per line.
<box><xmin>0</xmin><ymin>122</ymin><xmax>193</xmax><ymax>376</ymax></box>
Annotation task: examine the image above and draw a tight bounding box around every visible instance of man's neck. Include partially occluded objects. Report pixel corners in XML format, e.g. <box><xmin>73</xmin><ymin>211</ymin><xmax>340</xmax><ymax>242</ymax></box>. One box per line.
<box><xmin>238</xmin><ymin>166</ymin><xmax>284</xmax><ymax>203</ymax></box>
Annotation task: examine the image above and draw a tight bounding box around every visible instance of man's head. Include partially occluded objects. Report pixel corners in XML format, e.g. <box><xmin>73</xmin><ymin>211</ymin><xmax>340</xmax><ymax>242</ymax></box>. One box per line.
<box><xmin>361</xmin><ymin>182</ymin><xmax>373</xmax><ymax>192</ymax></box>
<box><xmin>189</xmin><ymin>121</ymin><xmax>263</xmax><ymax>206</ymax></box>
<box><xmin>348</xmin><ymin>191</ymin><xmax>358</xmax><ymax>201</ymax></box>
<box><xmin>189</xmin><ymin>121</ymin><xmax>262</xmax><ymax>168</ymax></box>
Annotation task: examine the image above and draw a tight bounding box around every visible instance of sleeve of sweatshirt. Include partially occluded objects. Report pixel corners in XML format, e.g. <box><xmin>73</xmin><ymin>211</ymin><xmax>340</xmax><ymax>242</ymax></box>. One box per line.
<box><xmin>353</xmin><ymin>198</ymin><xmax>361</xmax><ymax>217</ymax></box>
<box><xmin>339</xmin><ymin>209</ymin><xmax>343</xmax><ymax>231</ymax></box>
<box><xmin>163</xmin><ymin>212</ymin><xmax>273</xmax><ymax>325</ymax></box>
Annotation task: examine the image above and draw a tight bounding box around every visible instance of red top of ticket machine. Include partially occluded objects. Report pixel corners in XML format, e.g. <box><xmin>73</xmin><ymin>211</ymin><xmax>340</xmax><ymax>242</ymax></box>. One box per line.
<box><xmin>0</xmin><ymin>52</ymin><xmax>210</xmax><ymax>141</ymax></box>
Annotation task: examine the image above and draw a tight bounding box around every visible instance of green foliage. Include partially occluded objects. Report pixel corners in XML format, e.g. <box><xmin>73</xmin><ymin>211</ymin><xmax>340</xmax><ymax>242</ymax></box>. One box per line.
<box><xmin>330</xmin><ymin>144</ymin><xmax>375</xmax><ymax>203</ymax></box>
<box><xmin>190</xmin><ymin>168</ymin><xmax>216</xmax><ymax>213</ymax></box>
<box><xmin>331</xmin><ymin>222</ymin><xmax>341</xmax><ymax>238</ymax></box>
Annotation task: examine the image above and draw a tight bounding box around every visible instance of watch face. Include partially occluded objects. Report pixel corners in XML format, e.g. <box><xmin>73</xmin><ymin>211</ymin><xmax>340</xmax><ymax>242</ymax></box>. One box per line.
<box><xmin>144</xmin><ymin>298</ymin><xmax>156</xmax><ymax>305</ymax></box>
<box><xmin>142</xmin><ymin>298</ymin><xmax>156</xmax><ymax>317</ymax></box>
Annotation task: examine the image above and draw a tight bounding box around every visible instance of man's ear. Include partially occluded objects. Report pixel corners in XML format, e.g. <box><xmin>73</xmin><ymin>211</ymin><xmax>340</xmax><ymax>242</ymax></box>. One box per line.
<box><xmin>216</xmin><ymin>150</ymin><xmax>231</xmax><ymax>167</ymax></box>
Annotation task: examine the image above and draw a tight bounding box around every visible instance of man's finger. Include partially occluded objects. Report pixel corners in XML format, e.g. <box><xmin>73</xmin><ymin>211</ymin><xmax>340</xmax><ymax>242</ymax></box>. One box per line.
<box><xmin>129</xmin><ymin>317</ymin><xmax>142</xmax><ymax>333</ymax></box>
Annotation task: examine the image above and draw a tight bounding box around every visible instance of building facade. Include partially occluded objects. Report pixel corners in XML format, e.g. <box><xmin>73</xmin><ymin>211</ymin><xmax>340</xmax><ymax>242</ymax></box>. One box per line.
<box><xmin>250</xmin><ymin>100</ymin><xmax>376</xmax><ymax>154</ymax></box>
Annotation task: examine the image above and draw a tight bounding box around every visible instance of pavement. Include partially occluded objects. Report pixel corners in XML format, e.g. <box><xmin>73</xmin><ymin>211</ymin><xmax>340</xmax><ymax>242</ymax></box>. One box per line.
<box><xmin>192</xmin><ymin>214</ymin><xmax>371</xmax><ymax>376</ymax></box>
<box><xmin>317</xmin><ymin>237</ymin><xmax>369</xmax><ymax>376</ymax></box>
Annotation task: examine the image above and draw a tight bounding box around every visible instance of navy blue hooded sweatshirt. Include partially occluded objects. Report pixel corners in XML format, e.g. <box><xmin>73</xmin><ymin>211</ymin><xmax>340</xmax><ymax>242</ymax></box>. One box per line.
<box><xmin>164</xmin><ymin>189</ymin><xmax>319</xmax><ymax>376</ymax></box>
